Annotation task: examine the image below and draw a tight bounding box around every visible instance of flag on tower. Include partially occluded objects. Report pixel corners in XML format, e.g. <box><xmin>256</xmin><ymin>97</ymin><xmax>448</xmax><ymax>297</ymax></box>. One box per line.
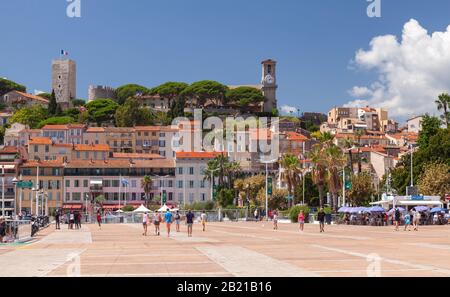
<box><xmin>61</xmin><ymin>50</ymin><xmax>69</xmax><ymax>56</ymax></box>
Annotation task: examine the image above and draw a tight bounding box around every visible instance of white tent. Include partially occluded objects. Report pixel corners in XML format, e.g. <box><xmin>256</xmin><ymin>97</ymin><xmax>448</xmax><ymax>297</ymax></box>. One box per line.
<box><xmin>158</xmin><ymin>204</ymin><xmax>172</xmax><ymax>212</ymax></box>
<box><xmin>133</xmin><ymin>204</ymin><xmax>151</xmax><ymax>213</ymax></box>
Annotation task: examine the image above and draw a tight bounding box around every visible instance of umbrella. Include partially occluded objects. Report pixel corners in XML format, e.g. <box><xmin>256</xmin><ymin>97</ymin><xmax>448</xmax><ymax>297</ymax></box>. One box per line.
<box><xmin>414</xmin><ymin>206</ymin><xmax>429</xmax><ymax>212</ymax></box>
<box><xmin>338</xmin><ymin>207</ymin><xmax>349</xmax><ymax>213</ymax></box>
<box><xmin>369</xmin><ymin>206</ymin><xmax>385</xmax><ymax>213</ymax></box>
<box><xmin>158</xmin><ymin>204</ymin><xmax>172</xmax><ymax>212</ymax></box>
<box><xmin>133</xmin><ymin>204</ymin><xmax>151</xmax><ymax>213</ymax></box>
<box><xmin>388</xmin><ymin>207</ymin><xmax>405</xmax><ymax>215</ymax></box>
<box><xmin>430</xmin><ymin>207</ymin><xmax>448</xmax><ymax>213</ymax></box>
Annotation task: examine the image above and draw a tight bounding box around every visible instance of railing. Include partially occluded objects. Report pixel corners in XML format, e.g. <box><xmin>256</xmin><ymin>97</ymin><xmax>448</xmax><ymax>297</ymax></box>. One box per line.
<box><xmin>1</xmin><ymin>220</ymin><xmax>32</xmax><ymax>243</ymax></box>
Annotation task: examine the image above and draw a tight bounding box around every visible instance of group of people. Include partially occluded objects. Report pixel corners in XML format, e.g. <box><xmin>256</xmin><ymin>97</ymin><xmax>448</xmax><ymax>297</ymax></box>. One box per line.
<box><xmin>0</xmin><ymin>216</ymin><xmax>7</xmax><ymax>243</ymax></box>
<box><xmin>55</xmin><ymin>210</ymin><xmax>83</xmax><ymax>230</ymax></box>
<box><xmin>141</xmin><ymin>209</ymin><xmax>207</xmax><ymax>237</ymax></box>
<box><xmin>393</xmin><ymin>208</ymin><xmax>422</xmax><ymax>232</ymax></box>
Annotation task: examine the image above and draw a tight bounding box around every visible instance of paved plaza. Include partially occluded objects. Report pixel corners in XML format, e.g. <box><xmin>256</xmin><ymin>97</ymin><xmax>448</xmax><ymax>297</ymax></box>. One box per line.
<box><xmin>1</xmin><ymin>222</ymin><xmax>450</xmax><ymax>277</ymax></box>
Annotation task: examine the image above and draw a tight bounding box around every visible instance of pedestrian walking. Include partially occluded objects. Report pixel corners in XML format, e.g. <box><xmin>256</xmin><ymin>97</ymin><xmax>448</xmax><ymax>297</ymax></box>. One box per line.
<box><xmin>142</xmin><ymin>212</ymin><xmax>149</xmax><ymax>236</ymax></box>
<box><xmin>175</xmin><ymin>210</ymin><xmax>181</xmax><ymax>232</ymax></box>
<box><xmin>69</xmin><ymin>211</ymin><xmax>75</xmax><ymax>230</ymax></box>
<box><xmin>77</xmin><ymin>212</ymin><xmax>82</xmax><ymax>229</ymax></box>
<box><xmin>200</xmin><ymin>210</ymin><xmax>207</xmax><ymax>232</ymax></box>
<box><xmin>318</xmin><ymin>208</ymin><xmax>326</xmax><ymax>233</ymax></box>
<box><xmin>298</xmin><ymin>210</ymin><xmax>305</xmax><ymax>232</ymax></box>
<box><xmin>394</xmin><ymin>208</ymin><xmax>401</xmax><ymax>231</ymax></box>
<box><xmin>254</xmin><ymin>209</ymin><xmax>259</xmax><ymax>222</ymax></box>
<box><xmin>273</xmin><ymin>210</ymin><xmax>278</xmax><ymax>230</ymax></box>
<box><xmin>404</xmin><ymin>212</ymin><xmax>412</xmax><ymax>231</ymax></box>
<box><xmin>96</xmin><ymin>210</ymin><xmax>102</xmax><ymax>229</ymax></box>
<box><xmin>186</xmin><ymin>209</ymin><xmax>194</xmax><ymax>237</ymax></box>
<box><xmin>0</xmin><ymin>217</ymin><xmax>6</xmax><ymax>243</ymax></box>
<box><xmin>413</xmin><ymin>211</ymin><xmax>421</xmax><ymax>231</ymax></box>
<box><xmin>153</xmin><ymin>211</ymin><xmax>161</xmax><ymax>236</ymax></box>
<box><xmin>55</xmin><ymin>210</ymin><xmax>61</xmax><ymax>230</ymax></box>
<box><xmin>164</xmin><ymin>208</ymin><xmax>173</xmax><ymax>237</ymax></box>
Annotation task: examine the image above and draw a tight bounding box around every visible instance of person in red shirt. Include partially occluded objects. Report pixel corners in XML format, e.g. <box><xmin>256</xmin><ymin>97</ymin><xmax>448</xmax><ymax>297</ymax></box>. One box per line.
<box><xmin>298</xmin><ymin>210</ymin><xmax>305</xmax><ymax>232</ymax></box>
<box><xmin>96</xmin><ymin>210</ymin><xmax>102</xmax><ymax>229</ymax></box>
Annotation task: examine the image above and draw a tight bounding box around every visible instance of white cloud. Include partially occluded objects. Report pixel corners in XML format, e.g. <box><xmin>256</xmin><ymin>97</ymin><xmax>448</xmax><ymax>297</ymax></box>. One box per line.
<box><xmin>347</xmin><ymin>19</ymin><xmax>450</xmax><ymax>119</ymax></box>
<box><xmin>280</xmin><ymin>105</ymin><xmax>298</xmax><ymax>115</ymax></box>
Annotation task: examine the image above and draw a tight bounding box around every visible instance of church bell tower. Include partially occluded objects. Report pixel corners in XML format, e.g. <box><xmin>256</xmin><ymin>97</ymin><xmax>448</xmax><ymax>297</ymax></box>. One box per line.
<box><xmin>261</xmin><ymin>59</ymin><xmax>278</xmax><ymax>113</ymax></box>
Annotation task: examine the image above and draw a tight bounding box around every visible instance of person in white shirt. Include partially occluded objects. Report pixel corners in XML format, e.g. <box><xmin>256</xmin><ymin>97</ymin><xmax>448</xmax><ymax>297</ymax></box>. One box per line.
<box><xmin>201</xmin><ymin>211</ymin><xmax>207</xmax><ymax>232</ymax></box>
<box><xmin>142</xmin><ymin>212</ymin><xmax>149</xmax><ymax>236</ymax></box>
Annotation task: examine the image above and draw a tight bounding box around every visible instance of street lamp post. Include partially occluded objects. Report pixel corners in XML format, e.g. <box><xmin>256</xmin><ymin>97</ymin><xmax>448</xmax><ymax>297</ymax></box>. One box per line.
<box><xmin>12</xmin><ymin>177</ymin><xmax>19</xmax><ymax>218</ymax></box>
<box><xmin>260</xmin><ymin>157</ymin><xmax>278</xmax><ymax>221</ymax></box>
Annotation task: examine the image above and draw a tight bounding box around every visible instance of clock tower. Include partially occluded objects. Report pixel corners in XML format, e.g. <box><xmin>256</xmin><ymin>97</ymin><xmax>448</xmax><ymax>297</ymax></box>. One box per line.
<box><xmin>261</xmin><ymin>59</ymin><xmax>278</xmax><ymax>113</ymax></box>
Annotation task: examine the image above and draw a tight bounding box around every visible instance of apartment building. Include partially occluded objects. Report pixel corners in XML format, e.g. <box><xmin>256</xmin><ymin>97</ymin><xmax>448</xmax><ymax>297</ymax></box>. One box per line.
<box><xmin>42</xmin><ymin>124</ymin><xmax>85</xmax><ymax>144</ymax></box>
<box><xmin>28</xmin><ymin>137</ymin><xmax>72</xmax><ymax>161</ymax></box>
<box><xmin>104</xmin><ymin>127</ymin><xmax>135</xmax><ymax>153</ymax></box>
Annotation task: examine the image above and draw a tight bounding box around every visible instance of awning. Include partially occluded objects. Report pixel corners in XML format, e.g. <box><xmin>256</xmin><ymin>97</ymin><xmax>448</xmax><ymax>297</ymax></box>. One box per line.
<box><xmin>398</xmin><ymin>201</ymin><xmax>443</xmax><ymax>206</ymax></box>
<box><xmin>63</xmin><ymin>204</ymin><xmax>82</xmax><ymax>210</ymax></box>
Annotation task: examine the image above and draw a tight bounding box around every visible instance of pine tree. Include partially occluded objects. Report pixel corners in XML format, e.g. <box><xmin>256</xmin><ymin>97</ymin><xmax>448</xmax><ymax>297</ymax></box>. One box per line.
<box><xmin>48</xmin><ymin>89</ymin><xmax>57</xmax><ymax>115</ymax></box>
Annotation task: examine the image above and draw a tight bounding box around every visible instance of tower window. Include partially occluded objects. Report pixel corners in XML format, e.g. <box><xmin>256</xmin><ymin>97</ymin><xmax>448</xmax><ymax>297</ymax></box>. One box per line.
<box><xmin>268</xmin><ymin>65</ymin><xmax>272</xmax><ymax>74</ymax></box>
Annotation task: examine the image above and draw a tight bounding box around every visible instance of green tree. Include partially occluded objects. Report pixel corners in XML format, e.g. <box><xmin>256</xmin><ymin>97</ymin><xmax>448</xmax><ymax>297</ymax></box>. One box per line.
<box><xmin>63</xmin><ymin>108</ymin><xmax>81</xmax><ymax>119</ymax></box>
<box><xmin>38</xmin><ymin>116</ymin><xmax>75</xmax><ymax>128</ymax></box>
<box><xmin>48</xmin><ymin>90</ymin><xmax>58</xmax><ymax>116</ymax></box>
<box><xmin>324</xmin><ymin>146</ymin><xmax>346</xmax><ymax>212</ymax></box>
<box><xmin>418</xmin><ymin>162</ymin><xmax>450</xmax><ymax>198</ymax></box>
<box><xmin>294</xmin><ymin>172</ymin><xmax>320</xmax><ymax>206</ymax></box>
<box><xmin>347</xmin><ymin>172</ymin><xmax>376</xmax><ymax>206</ymax></box>
<box><xmin>0</xmin><ymin>78</ymin><xmax>26</xmax><ymax>96</ymax></box>
<box><xmin>418</xmin><ymin>115</ymin><xmax>441</xmax><ymax>148</ymax></box>
<box><xmin>280</xmin><ymin>154</ymin><xmax>301</xmax><ymax>205</ymax></box>
<box><xmin>37</xmin><ymin>93</ymin><xmax>52</xmax><ymax>101</ymax></box>
<box><xmin>217</xmin><ymin>188</ymin><xmax>235</xmax><ymax>208</ymax></box>
<box><xmin>9</xmin><ymin>105</ymin><xmax>48</xmax><ymax>128</ymax></box>
<box><xmin>267</xmin><ymin>188</ymin><xmax>289</xmax><ymax>210</ymax></box>
<box><xmin>225</xmin><ymin>87</ymin><xmax>264</xmax><ymax>106</ymax></box>
<box><xmin>181</xmin><ymin>80</ymin><xmax>228</xmax><ymax>107</ymax></box>
<box><xmin>141</xmin><ymin>176</ymin><xmax>153</xmax><ymax>208</ymax></box>
<box><xmin>115</xmin><ymin>98</ymin><xmax>154</xmax><ymax>127</ymax></box>
<box><xmin>436</xmin><ymin>93</ymin><xmax>450</xmax><ymax>128</ymax></box>
<box><xmin>72</xmin><ymin>99</ymin><xmax>86</xmax><ymax>107</ymax></box>
<box><xmin>150</xmin><ymin>82</ymin><xmax>188</xmax><ymax>102</ymax></box>
<box><xmin>85</xmin><ymin>98</ymin><xmax>119</xmax><ymax>126</ymax></box>
<box><xmin>115</xmin><ymin>84</ymin><xmax>150</xmax><ymax>105</ymax></box>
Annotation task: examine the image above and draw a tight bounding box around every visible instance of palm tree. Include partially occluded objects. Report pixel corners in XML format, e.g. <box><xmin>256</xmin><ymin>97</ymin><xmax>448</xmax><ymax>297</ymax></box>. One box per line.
<box><xmin>309</xmin><ymin>145</ymin><xmax>328</xmax><ymax>208</ymax></box>
<box><xmin>224</xmin><ymin>161</ymin><xmax>242</xmax><ymax>188</ymax></box>
<box><xmin>324</xmin><ymin>146</ymin><xmax>347</xmax><ymax>212</ymax></box>
<box><xmin>353</xmin><ymin>130</ymin><xmax>365</xmax><ymax>174</ymax></box>
<box><xmin>141</xmin><ymin>175</ymin><xmax>153</xmax><ymax>207</ymax></box>
<box><xmin>342</xmin><ymin>138</ymin><xmax>355</xmax><ymax>174</ymax></box>
<box><xmin>436</xmin><ymin>93</ymin><xmax>450</xmax><ymax>128</ymax></box>
<box><xmin>280</xmin><ymin>154</ymin><xmax>301</xmax><ymax>207</ymax></box>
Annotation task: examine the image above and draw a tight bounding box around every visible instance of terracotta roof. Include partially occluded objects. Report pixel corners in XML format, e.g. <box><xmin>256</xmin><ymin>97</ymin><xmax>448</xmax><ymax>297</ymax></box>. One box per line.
<box><xmin>75</xmin><ymin>144</ymin><xmax>110</xmax><ymax>152</ymax></box>
<box><xmin>113</xmin><ymin>153</ymin><xmax>165</xmax><ymax>159</ymax></box>
<box><xmin>13</xmin><ymin>91</ymin><xmax>49</xmax><ymax>104</ymax></box>
<box><xmin>42</xmin><ymin>125</ymin><xmax>69</xmax><ymax>130</ymax></box>
<box><xmin>21</xmin><ymin>158</ymin><xmax>65</xmax><ymax>168</ymax></box>
<box><xmin>176</xmin><ymin>152</ymin><xmax>225</xmax><ymax>159</ymax></box>
<box><xmin>65</xmin><ymin>159</ymin><xmax>174</xmax><ymax>169</ymax></box>
<box><xmin>0</xmin><ymin>146</ymin><xmax>19</xmax><ymax>154</ymax></box>
<box><xmin>104</xmin><ymin>127</ymin><xmax>135</xmax><ymax>133</ymax></box>
<box><xmin>285</xmin><ymin>131</ymin><xmax>308</xmax><ymax>141</ymax></box>
<box><xmin>134</xmin><ymin>126</ymin><xmax>161</xmax><ymax>132</ymax></box>
<box><xmin>29</xmin><ymin>137</ymin><xmax>52</xmax><ymax>145</ymax></box>
<box><xmin>86</xmin><ymin>127</ymin><xmax>105</xmax><ymax>133</ymax></box>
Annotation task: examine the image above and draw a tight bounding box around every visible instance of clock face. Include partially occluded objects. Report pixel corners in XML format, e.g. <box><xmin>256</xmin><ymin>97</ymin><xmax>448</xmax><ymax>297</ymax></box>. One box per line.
<box><xmin>265</xmin><ymin>74</ymin><xmax>274</xmax><ymax>84</ymax></box>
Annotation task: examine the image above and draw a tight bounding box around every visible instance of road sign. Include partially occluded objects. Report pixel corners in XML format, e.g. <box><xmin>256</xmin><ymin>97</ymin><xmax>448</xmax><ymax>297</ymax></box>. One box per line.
<box><xmin>17</xmin><ymin>181</ymin><xmax>33</xmax><ymax>189</ymax></box>
<box><xmin>267</xmin><ymin>177</ymin><xmax>273</xmax><ymax>195</ymax></box>
<box><xmin>162</xmin><ymin>191</ymin><xmax>167</xmax><ymax>204</ymax></box>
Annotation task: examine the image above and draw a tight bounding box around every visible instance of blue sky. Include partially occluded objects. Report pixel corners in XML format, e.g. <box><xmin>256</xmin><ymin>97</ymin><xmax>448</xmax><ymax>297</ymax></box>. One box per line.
<box><xmin>1</xmin><ymin>0</ymin><xmax>450</xmax><ymax>120</ymax></box>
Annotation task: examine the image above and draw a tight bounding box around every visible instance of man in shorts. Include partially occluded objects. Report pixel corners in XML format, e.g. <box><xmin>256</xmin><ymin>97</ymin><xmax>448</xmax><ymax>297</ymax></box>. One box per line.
<box><xmin>186</xmin><ymin>210</ymin><xmax>194</xmax><ymax>237</ymax></box>
<box><xmin>200</xmin><ymin>210</ymin><xmax>207</xmax><ymax>232</ymax></box>
<box><xmin>164</xmin><ymin>208</ymin><xmax>173</xmax><ymax>237</ymax></box>
<box><xmin>175</xmin><ymin>210</ymin><xmax>181</xmax><ymax>232</ymax></box>
<box><xmin>142</xmin><ymin>212</ymin><xmax>149</xmax><ymax>236</ymax></box>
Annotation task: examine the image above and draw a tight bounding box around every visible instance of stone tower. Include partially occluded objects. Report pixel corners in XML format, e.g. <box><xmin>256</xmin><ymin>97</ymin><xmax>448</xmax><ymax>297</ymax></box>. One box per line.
<box><xmin>261</xmin><ymin>59</ymin><xmax>278</xmax><ymax>113</ymax></box>
<box><xmin>52</xmin><ymin>59</ymin><xmax>76</xmax><ymax>110</ymax></box>
<box><xmin>88</xmin><ymin>85</ymin><xmax>116</xmax><ymax>102</ymax></box>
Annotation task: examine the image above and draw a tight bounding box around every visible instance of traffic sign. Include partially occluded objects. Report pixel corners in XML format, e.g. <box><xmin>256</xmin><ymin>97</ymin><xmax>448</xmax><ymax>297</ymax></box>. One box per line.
<box><xmin>162</xmin><ymin>191</ymin><xmax>167</xmax><ymax>204</ymax></box>
<box><xmin>17</xmin><ymin>181</ymin><xmax>33</xmax><ymax>189</ymax></box>
<box><xmin>267</xmin><ymin>177</ymin><xmax>273</xmax><ymax>195</ymax></box>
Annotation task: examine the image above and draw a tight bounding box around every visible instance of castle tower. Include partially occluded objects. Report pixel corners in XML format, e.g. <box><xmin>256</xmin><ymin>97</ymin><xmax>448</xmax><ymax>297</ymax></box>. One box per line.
<box><xmin>52</xmin><ymin>59</ymin><xmax>76</xmax><ymax>110</ymax></box>
<box><xmin>261</xmin><ymin>59</ymin><xmax>278</xmax><ymax>113</ymax></box>
<box><xmin>88</xmin><ymin>85</ymin><xmax>116</xmax><ymax>102</ymax></box>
